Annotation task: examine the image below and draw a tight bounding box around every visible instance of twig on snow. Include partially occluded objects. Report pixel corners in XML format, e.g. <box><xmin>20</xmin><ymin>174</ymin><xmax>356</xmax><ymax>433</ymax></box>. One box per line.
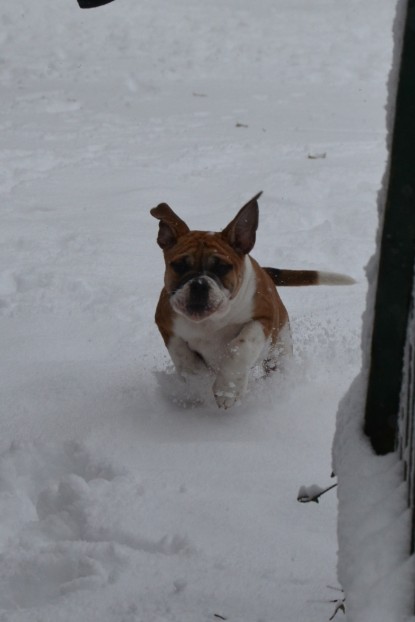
<box><xmin>329</xmin><ymin>599</ymin><xmax>345</xmax><ymax>620</ymax></box>
<box><xmin>297</xmin><ymin>482</ymin><xmax>338</xmax><ymax>504</ymax></box>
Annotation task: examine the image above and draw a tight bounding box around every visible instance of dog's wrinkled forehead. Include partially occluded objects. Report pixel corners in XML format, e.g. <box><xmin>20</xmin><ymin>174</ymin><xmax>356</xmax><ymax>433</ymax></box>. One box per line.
<box><xmin>165</xmin><ymin>232</ymin><xmax>243</xmax><ymax>281</ymax></box>
<box><xmin>168</xmin><ymin>232</ymin><xmax>234</xmax><ymax>266</ymax></box>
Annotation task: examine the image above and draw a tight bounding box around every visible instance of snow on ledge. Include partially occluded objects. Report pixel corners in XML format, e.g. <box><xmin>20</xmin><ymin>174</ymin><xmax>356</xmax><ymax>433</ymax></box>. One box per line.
<box><xmin>334</xmin><ymin>372</ymin><xmax>414</xmax><ymax>622</ymax></box>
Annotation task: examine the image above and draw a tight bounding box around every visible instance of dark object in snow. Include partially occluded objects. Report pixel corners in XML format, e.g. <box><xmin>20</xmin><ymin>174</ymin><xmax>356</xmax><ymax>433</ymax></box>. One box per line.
<box><xmin>213</xmin><ymin>615</ymin><xmax>227</xmax><ymax>621</ymax></box>
<box><xmin>329</xmin><ymin>599</ymin><xmax>346</xmax><ymax>620</ymax></box>
<box><xmin>297</xmin><ymin>483</ymin><xmax>337</xmax><ymax>504</ymax></box>
<box><xmin>307</xmin><ymin>152</ymin><xmax>327</xmax><ymax>160</ymax></box>
<box><xmin>77</xmin><ymin>0</ymin><xmax>115</xmax><ymax>7</ymax></box>
<box><xmin>311</xmin><ymin>586</ymin><xmax>345</xmax><ymax>618</ymax></box>
<box><xmin>235</xmin><ymin>122</ymin><xmax>248</xmax><ymax>128</ymax></box>
<box><xmin>364</xmin><ymin>0</ymin><xmax>415</xmax><ymax>456</ymax></box>
<box><xmin>326</xmin><ymin>586</ymin><xmax>345</xmax><ymax>620</ymax></box>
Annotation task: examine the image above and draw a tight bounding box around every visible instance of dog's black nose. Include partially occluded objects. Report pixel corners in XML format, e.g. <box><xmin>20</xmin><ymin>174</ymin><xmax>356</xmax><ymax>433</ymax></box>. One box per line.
<box><xmin>187</xmin><ymin>277</ymin><xmax>210</xmax><ymax>311</ymax></box>
<box><xmin>190</xmin><ymin>277</ymin><xmax>209</xmax><ymax>295</ymax></box>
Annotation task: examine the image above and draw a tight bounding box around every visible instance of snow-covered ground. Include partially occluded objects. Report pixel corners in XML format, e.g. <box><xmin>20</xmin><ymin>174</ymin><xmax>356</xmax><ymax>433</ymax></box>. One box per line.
<box><xmin>0</xmin><ymin>1</ymin><xmax>398</xmax><ymax>620</ymax></box>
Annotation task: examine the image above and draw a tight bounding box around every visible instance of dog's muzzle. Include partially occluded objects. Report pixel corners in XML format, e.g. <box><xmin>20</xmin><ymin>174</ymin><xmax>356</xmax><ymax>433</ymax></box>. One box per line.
<box><xmin>170</xmin><ymin>275</ymin><xmax>229</xmax><ymax>321</ymax></box>
<box><xmin>186</xmin><ymin>277</ymin><xmax>210</xmax><ymax>313</ymax></box>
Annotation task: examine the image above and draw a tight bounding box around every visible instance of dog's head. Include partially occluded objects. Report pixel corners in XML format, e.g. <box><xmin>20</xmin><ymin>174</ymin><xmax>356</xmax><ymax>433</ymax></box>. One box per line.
<box><xmin>151</xmin><ymin>192</ymin><xmax>262</xmax><ymax>322</ymax></box>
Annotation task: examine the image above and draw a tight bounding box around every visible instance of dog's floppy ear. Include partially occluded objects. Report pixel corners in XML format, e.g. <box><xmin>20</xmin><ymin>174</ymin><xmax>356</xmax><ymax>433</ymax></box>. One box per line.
<box><xmin>221</xmin><ymin>192</ymin><xmax>262</xmax><ymax>254</ymax></box>
<box><xmin>150</xmin><ymin>203</ymin><xmax>190</xmax><ymax>250</ymax></box>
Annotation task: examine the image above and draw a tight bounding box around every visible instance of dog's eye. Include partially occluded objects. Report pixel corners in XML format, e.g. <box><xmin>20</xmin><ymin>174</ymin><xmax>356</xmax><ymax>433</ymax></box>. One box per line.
<box><xmin>170</xmin><ymin>259</ymin><xmax>190</xmax><ymax>275</ymax></box>
<box><xmin>212</xmin><ymin>262</ymin><xmax>232</xmax><ymax>277</ymax></box>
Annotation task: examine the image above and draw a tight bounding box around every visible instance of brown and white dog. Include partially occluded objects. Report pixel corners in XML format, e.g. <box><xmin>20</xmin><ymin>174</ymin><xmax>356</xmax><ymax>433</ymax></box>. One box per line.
<box><xmin>151</xmin><ymin>192</ymin><xmax>354</xmax><ymax>409</ymax></box>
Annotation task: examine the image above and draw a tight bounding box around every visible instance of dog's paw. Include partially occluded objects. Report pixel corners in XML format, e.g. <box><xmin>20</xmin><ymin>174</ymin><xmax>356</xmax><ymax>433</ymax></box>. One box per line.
<box><xmin>214</xmin><ymin>391</ymin><xmax>239</xmax><ymax>410</ymax></box>
<box><xmin>213</xmin><ymin>375</ymin><xmax>246</xmax><ymax>409</ymax></box>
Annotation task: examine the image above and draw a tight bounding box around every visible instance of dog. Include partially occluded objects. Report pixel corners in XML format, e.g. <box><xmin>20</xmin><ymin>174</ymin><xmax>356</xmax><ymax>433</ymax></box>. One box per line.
<box><xmin>151</xmin><ymin>192</ymin><xmax>354</xmax><ymax>409</ymax></box>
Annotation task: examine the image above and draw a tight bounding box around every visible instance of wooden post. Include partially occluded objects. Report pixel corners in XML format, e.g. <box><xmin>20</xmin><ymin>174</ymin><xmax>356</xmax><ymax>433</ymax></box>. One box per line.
<box><xmin>364</xmin><ymin>0</ymin><xmax>415</xmax><ymax>456</ymax></box>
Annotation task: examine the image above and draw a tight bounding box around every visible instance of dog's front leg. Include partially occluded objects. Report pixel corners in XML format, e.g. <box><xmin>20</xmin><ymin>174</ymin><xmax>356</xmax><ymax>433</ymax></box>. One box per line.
<box><xmin>213</xmin><ymin>321</ymin><xmax>267</xmax><ymax>409</ymax></box>
<box><xmin>168</xmin><ymin>335</ymin><xmax>207</xmax><ymax>378</ymax></box>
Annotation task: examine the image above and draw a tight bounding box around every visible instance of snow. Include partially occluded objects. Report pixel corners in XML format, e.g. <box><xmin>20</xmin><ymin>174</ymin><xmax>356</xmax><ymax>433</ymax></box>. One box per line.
<box><xmin>334</xmin><ymin>378</ymin><xmax>414</xmax><ymax>622</ymax></box>
<box><xmin>0</xmin><ymin>0</ymin><xmax>399</xmax><ymax>620</ymax></box>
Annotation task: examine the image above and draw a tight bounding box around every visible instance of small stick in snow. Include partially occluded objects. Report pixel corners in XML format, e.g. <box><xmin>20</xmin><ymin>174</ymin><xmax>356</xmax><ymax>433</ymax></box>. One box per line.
<box><xmin>327</xmin><ymin>585</ymin><xmax>343</xmax><ymax>593</ymax></box>
<box><xmin>307</xmin><ymin>151</ymin><xmax>327</xmax><ymax>159</ymax></box>
<box><xmin>329</xmin><ymin>599</ymin><xmax>345</xmax><ymax>620</ymax></box>
<box><xmin>309</xmin><ymin>586</ymin><xmax>345</xmax><ymax>619</ymax></box>
<box><xmin>297</xmin><ymin>482</ymin><xmax>338</xmax><ymax>503</ymax></box>
<box><xmin>214</xmin><ymin>615</ymin><xmax>227</xmax><ymax>620</ymax></box>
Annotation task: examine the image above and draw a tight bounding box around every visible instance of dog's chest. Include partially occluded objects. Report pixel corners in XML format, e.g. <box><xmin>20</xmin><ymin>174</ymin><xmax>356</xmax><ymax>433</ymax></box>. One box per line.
<box><xmin>173</xmin><ymin>316</ymin><xmax>250</xmax><ymax>370</ymax></box>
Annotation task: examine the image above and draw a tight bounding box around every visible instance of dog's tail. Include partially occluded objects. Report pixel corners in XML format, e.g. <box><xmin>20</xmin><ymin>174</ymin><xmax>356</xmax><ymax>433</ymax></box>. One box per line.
<box><xmin>263</xmin><ymin>267</ymin><xmax>355</xmax><ymax>287</ymax></box>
